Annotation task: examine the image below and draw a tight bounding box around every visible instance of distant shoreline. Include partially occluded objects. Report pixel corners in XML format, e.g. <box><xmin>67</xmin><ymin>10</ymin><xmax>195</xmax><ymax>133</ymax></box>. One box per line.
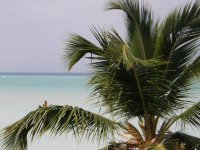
<box><xmin>0</xmin><ymin>72</ymin><xmax>90</xmax><ymax>76</ymax></box>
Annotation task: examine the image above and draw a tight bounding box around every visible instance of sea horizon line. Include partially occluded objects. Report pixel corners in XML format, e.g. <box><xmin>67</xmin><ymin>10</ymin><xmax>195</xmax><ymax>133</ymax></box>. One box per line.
<box><xmin>0</xmin><ymin>72</ymin><xmax>91</xmax><ymax>76</ymax></box>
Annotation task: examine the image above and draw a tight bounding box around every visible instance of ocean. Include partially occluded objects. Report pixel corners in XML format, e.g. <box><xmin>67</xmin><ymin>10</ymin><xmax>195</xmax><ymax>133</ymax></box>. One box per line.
<box><xmin>0</xmin><ymin>74</ymin><xmax>199</xmax><ymax>150</ymax></box>
<box><xmin>0</xmin><ymin>74</ymin><xmax>99</xmax><ymax>150</ymax></box>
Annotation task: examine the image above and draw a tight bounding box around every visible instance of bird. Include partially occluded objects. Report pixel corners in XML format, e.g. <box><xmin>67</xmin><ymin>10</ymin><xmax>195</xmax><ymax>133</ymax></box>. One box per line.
<box><xmin>38</xmin><ymin>100</ymin><xmax>48</xmax><ymax>108</ymax></box>
<box><xmin>43</xmin><ymin>100</ymin><xmax>48</xmax><ymax>107</ymax></box>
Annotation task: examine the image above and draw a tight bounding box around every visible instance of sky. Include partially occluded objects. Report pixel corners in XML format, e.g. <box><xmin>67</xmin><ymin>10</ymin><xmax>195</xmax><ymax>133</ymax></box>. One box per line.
<box><xmin>0</xmin><ymin>0</ymin><xmax>190</xmax><ymax>73</ymax></box>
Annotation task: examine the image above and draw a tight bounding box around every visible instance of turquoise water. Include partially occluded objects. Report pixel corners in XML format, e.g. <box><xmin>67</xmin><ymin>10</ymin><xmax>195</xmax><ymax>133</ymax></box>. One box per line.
<box><xmin>0</xmin><ymin>75</ymin><xmax>98</xmax><ymax>150</ymax></box>
<box><xmin>0</xmin><ymin>75</ymin><xmax>88</xmax><ymax>91</ymax></box>
<box><xmin>0</xmin><ymin>75</ymin><xmax>90</xmax><ymax>106</ymax></box>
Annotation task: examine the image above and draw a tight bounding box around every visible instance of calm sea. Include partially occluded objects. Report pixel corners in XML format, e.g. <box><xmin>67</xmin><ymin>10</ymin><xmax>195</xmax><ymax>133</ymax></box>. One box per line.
<box><xmin>0</xmin><ymin>75</ymin><xmax>199</xmax><ymax>150</ymax></box>
<box><xmin>0</xmin><ymin>74</ymin><xmax>99</xmax><ymax>150</ymax></box>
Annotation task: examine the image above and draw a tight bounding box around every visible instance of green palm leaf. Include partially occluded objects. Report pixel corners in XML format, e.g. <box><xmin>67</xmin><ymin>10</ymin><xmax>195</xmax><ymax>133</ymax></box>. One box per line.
<box><xmin>1</xmin><ymin>105</ymin><xmax>122</xmax><ymax>150</ymax></box>
<box><xmin>156</xmin><ymin>0</ymin><xmax>200</xmax><ymax>79</ymax></box>
<box><xmin>164</xmin><ymin>132</ymin><xmax>200</xmax><ymax>150</ymax></box>
<box><xmin>66</xmin><ymin>33</ymin><xmax>102</xmax><ymax>70</ymax></box>
<box><xmin>177</xmin><ymin>101</ymin><xmax>200</xmax><ymax>128</ymax></box>
<box><xmin>107</xmin><ymin>0</ymin><xmax>156</xmax><ymax>59</ymax></box>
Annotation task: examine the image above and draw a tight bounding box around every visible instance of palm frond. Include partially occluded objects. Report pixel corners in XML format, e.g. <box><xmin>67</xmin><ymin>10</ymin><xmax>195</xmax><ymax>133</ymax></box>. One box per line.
<box><xmin>148</xmin><ymin>144</ymin><xmax>167</xmax><ymax>150</ymax></box>
<box><xmin>176</xmin><ymin>56</ymin><xmax>200</xmax><ymax>84</ymax></box>
<box><xmin>90</xmin><ymin>56</ymin><xmax>183</xmax><ymax>119</ymax></box>
<box><xmin>1</xmin><ymin>105</ymin><xmax>122</xmax><ymax>150</ymax></box>
<box><xmin>66</xmin><ymin>26</ymin><xmax>171</xmax><ymax>119</ymax></box>
<box><xmin>155</xmin><ymin>0</ymin><xmax>200</xmax><ymax>79</ymax></box>
<box><xmin>65</xmin><ymin>34</ymin><xmax>102</xmax><ymax>70</ymax></box>
<box><xmin>177</xmin><ymin>101</ymin><xmax>200</xmax><ymax>128</ymax></box>
<box><xmin>125</xmin><ymin>122</ymin><xmax>143</xmax><ymax>143</ymax></box>
<box><xmin>107</xmin><ymin>0</ymin><xmax>157</xmax><ymax>60</ymax></box>
<box><xmin>100</xmin><ymin>141</ymin><xmax>128</xmax><ymax>150</ymax></box>
<box><xmin>163</xmin><ymin>132</ymin><xmax>200</xmax><ymax>150</ymax></box>
<box><xmin>155</xmin><ymin>101</ymin><xmax>200</xmax><ymax>143</ymax></box>
<box><xmin>155</xmin><ymin>0</ymin><xmax>200</xmax><ymax>57</ymax></box>
<box><xmin>149</xmin><ymin>0</ymin><xmax>200</xmax><ymax>116</ymax></box>
<box><xmin>165</xmin><ymin>56</ymin><xmax>200</xmax><ymax>110</ymax></box>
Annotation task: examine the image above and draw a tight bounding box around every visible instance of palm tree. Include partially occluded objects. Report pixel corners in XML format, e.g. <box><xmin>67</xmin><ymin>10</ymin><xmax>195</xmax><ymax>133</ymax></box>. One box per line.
<box><xmin>1</xmin><ymin>0</ymin><xmax>200</xmax><ymax>149</ymax></box>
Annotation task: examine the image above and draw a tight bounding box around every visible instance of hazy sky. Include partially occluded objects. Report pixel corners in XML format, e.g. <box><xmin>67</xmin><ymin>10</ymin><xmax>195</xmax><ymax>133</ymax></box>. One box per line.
<box><xmin>0</xmin><ymin>0</ymin><xmax>190</xmax><ymax>73</ymax></box>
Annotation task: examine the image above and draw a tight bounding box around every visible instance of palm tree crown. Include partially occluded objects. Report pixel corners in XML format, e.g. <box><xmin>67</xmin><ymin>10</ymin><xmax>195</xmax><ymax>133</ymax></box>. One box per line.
<box><xmin>1</xmin><ymin>0</ymin><xmax>200</xmax><ymax>149</ymax></box>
